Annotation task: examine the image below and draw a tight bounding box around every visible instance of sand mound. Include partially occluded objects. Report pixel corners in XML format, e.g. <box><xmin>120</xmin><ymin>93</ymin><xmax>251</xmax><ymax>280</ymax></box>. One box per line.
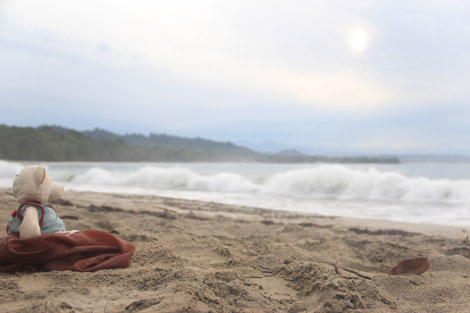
<box><xmin>1</xmin><ymin>189</ymin><xmax>469</xmax><ymax>312</ymax></box>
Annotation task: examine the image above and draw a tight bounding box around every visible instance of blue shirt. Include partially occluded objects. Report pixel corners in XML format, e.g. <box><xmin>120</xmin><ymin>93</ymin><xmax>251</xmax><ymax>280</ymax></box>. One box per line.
<box><xmin>7</xmin><ymin>203</ymin><xmax>66</xmax><ymax>236</ymax></box>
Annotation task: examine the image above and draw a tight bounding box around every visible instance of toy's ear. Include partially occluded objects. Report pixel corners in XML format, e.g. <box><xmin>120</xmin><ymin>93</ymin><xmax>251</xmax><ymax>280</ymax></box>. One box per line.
<box><xmin>33</xmin><ymin>166</ymin><xmax>47</xmax><ymax>185</ymax></box>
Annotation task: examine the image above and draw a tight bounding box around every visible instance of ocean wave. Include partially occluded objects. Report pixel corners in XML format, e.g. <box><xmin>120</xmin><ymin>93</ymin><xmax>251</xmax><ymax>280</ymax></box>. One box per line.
<box><xmin>262</xmin><ymin>164</ymin><xmax>470</xmax><ymax>203</ymax></box>
<box><xmin>3</xmin><ymin>161</ymin><xmax>470</xmax><ymax>205</ymax></box>
<box><xmin>69</xmin><ymin>166</ymin><xmax>259</xmax><ymax>192</ymax></box>
<box><xmin>67</xmin><ymin>164</ymin><xmax>470</xmax><ymax>204</ymax></box>
<box><xmin>0</xmin><ymin>160</ymin><xmax>23</xmax><ymax>180</ymax></box>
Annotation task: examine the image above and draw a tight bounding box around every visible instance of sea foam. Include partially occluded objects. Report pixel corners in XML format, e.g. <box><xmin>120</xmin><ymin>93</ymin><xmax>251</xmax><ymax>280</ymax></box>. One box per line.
<box><xmin>262</xmin><ymin>164</ymin><xmax>470</xmax><ymax>204</ymax></box>
<box><xmin>0</xmin><ymin>161</ymin><xmax>23</xmax><ymax>186</ymax></box>
<box><xmin>66</xmin><ymin>164</ymin><xmax>470</xmax><ymax>205</ymax></box>
<box><xmin>2</xmin><ymin>161</ymin><xmax>469</xmax><ymax>205</ymax></box>
<box><xmin>70</xmin><ymin>166</ymin><xmax>259</xmax><ymax>192</ymax></box>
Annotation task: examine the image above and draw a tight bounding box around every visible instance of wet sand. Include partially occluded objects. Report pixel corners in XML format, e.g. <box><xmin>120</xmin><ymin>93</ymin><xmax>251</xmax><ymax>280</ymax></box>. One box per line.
<box><xmin>1</xmin><ymin>188</ymin><xmax>469</xmax><ymax>312</ymax></box>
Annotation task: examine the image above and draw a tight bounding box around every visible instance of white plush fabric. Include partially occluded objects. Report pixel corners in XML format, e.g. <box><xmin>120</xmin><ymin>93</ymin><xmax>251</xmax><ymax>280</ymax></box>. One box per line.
<box><xmin>13</xmin><ymin>165</ymin><xmax>63</xmax><ymax>205</ymax></box>
<box><xmin>11</xmin><ymin>165</ymin><xmax>64</xmax><ymax>239</ymax></box>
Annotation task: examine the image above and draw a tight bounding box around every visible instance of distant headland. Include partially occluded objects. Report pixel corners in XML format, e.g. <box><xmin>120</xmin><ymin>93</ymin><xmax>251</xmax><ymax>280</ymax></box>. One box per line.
<box><xmin>0</xmin><ymin>125</ymin><xmax>399</xmax><ymax>163</ymax></box>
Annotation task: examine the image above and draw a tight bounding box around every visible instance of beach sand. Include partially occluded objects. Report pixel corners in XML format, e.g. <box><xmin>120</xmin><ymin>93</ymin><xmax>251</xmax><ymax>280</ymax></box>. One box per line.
<box><xmin>1</xmin><ymin>188</ymin><xmax>469</xmax><ymax>313</ymax></box>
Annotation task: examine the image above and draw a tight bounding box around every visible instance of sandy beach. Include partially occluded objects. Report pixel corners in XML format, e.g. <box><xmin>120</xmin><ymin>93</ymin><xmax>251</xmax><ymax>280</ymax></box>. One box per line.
<box><xmin>1</xmin><ymin>188</ymin><xmax>469</xmax><ymax>313</ymax></box>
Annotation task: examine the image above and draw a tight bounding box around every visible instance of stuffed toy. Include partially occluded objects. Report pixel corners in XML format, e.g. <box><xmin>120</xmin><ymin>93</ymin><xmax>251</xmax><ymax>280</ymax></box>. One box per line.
<box><xmin>7</xmin><ymin>165</ymin><xmax>66</xmax><ymax>238</ymax></box>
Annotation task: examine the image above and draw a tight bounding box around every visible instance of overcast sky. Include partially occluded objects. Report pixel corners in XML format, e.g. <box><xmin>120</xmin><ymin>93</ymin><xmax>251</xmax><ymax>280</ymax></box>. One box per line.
<box><xmin>1</xmin><ymin>0</ymin><xmax>469</xmax><ymax>154</ymax></box>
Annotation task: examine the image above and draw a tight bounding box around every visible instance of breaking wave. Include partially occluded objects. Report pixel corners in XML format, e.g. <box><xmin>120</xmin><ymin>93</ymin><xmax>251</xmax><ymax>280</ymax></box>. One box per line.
<box><xmin>69</xmin><ymin>166</ymin><xmax>259</xmax><ymax>192</ymax></box>
<box><xmin>0</xmin><ymin>161</ymin><xmax>23</xmax><ymax>186</ymax></box>
<box><xmin>66</xmin><ymin>164</ymin><xmax>470</xmax><ymax>204</ymax></box>
<box><xmin>1</xmin><ymin>161</ymin><xmax>470</xmax><ymax>205</ymax></box>
<box><xmin>262</xmin><ymin>164</ymin><xmax>470</xmax><ymax>204</ymax></box>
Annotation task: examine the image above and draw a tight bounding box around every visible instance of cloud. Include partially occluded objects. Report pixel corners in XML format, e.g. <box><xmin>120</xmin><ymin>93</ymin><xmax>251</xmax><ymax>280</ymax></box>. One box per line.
<box><xmin>1</xmin><ymin>0</ymin><xmax>396</xmax><ymax>113</ymax></box>
<box><xmin>1</xmin><ymin>0</ymin><xmax>470</xmax><ymax>152</ymax></box>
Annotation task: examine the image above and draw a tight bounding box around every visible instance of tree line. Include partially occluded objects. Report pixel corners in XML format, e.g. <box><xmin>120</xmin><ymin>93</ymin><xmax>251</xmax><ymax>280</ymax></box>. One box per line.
<box><xmin>0</xmin><ymin>125</ymin><xmax>399</xmax><ymax>163</ymax></box>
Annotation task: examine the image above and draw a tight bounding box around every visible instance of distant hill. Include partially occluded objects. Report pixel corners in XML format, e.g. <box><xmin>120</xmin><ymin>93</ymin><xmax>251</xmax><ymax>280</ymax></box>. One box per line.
<box><xmin>0</xmin><ymin>125</ymin><xmax>399</xmax><ymax>163</ymax></box>
<box><xmin>83</xmin><ymin>128</ymin><xmax>256</xmax><ymax>157</ymax></box>
<box><xmin>0</xmin><ymin>125</ymin><xmax>261</xmax><ymax>162</ymax></box>
<box><xmin>276</xmin><ymin>149</ymin><xmax>305</xmax><ymax>156</ymax></box>
<box><xmin>237</xmin><ymin>140</ymin><xmax>339</xmax><ymax>156</ymax></box>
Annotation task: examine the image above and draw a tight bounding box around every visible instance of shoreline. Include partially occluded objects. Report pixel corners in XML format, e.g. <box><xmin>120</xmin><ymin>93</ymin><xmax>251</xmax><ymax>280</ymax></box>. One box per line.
<box><xmin>1</xmin><ymin>188</ymin><xmax>469</xmax><ymax>312</ymax></box>
<box><xmin>3</xmin><ymin>160</ymin><xmax>469</xmax><ymax>228</ymax></box>
<box><xmin>53</xmin><ymin>188</ymin><xmax>470</xmax><ymax>238</ymax></box>
<box><xmin>2</xmin><ymin>185</ymin><xmax>465</xmax><ymax>236</ymax></box>
<box><xmin>66</xmin><ymin>189</ymin><xmax>466</xmax><ymax>238</ymax></box>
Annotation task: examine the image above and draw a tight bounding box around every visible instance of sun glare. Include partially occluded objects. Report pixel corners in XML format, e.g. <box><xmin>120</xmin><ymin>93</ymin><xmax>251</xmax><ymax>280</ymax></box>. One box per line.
<box><xmin>349</xmin><ymin>31</ymin><xmax>368</xmax><ymax>52</ymax></box>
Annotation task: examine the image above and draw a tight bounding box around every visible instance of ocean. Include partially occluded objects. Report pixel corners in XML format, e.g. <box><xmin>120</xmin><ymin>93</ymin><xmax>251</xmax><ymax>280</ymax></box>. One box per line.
<box><xmin>1</xmin><ymin>160</ymin><xmax>469</xmax><ymax>227</ymax></box>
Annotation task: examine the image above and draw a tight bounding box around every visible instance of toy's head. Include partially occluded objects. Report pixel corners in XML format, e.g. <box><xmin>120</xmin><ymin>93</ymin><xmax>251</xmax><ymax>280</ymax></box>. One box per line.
<box><xmin>13</xmin><ymin>165</ymin><xmax>64</xmax><ymax>205</ymax></box>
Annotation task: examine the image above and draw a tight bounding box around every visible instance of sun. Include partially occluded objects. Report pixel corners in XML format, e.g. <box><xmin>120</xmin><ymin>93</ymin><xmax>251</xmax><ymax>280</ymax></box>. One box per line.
<box><xmin>349</xmin><ymin>31</ymin><xmax>368</xmax><ymax>52</ymax></box>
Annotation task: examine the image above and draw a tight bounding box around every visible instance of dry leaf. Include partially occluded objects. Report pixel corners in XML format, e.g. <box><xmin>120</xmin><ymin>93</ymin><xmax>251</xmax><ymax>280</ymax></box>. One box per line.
<box><xmin>389</xmin><ymin>257</ymin><xmax>429</xmax><ymax>275</ymax></box>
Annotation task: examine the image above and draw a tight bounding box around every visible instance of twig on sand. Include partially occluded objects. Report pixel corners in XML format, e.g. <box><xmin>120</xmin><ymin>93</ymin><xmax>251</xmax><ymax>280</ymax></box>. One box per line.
<box><xmin>343</xmin><ymin>268</ymin><xmax>372</xmax><ymax>280</ymax></box>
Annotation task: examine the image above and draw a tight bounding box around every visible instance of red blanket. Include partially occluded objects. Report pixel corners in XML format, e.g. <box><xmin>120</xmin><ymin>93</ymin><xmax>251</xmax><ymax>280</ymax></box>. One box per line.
<box><xmin>0</xmin><ymin>230</ymin><xmax>135</xmax><ymax>272</ymax></box>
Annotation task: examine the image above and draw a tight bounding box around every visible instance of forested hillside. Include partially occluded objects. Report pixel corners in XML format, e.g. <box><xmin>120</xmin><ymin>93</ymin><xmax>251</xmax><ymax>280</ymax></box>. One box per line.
<box><xmin>0</xmin><ymin>125</ymin><xmax>399</xmax><ymax>163</ymax></box>
<box><xmin>0</xmin><ymin>125</ymin><xmax>261</xmax><ymax>162</ymax></box>
<box><xmin>83</xmin><ymin>128</ymin><xmax>256</xmax><ymax>156</ymax></box>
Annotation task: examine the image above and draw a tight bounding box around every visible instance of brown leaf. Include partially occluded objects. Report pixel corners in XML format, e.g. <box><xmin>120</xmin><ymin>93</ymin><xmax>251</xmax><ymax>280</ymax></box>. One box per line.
<box><xmin>389</xmin><ymin>257</ymin><xmax>429</xmax><ymax>275</ymax></box>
